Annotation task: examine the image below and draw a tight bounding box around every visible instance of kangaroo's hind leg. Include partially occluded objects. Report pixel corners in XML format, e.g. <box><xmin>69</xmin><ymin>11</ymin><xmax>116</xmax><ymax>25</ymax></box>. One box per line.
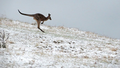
<box><xmin>36</xmin><ymin>20</ymin><xmax>45</xmax><ymax>33</ymax></box>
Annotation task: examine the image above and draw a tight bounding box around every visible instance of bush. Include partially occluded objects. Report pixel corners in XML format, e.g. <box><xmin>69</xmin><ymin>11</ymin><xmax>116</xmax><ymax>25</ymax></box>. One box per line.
<box><xmin>0</xmin><ymin>30</ymin><xmax>9</xmax><ymax>48</ymax></box>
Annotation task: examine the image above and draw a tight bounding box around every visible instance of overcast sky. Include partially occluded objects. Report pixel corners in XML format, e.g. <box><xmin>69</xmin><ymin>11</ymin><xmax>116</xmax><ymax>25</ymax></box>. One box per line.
<box><xmin>0</xmin><ymin>0</ymin><xmax>120</xmax><ymax>39</ymax></box>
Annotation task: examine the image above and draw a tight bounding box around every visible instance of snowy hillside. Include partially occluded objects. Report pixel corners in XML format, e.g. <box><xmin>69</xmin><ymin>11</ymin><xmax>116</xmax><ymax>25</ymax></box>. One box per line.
<box><xmin>0</xmin><ymin>18</ymin><xmax>120</xmax><ymax>68</ymax></box>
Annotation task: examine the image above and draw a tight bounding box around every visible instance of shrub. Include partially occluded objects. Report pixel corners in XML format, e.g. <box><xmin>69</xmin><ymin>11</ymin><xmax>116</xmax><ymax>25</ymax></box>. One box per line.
<box><xmin>0</xmin><ymin>30</ymin><xmax>9</xmax><ymax>48</ymax></box>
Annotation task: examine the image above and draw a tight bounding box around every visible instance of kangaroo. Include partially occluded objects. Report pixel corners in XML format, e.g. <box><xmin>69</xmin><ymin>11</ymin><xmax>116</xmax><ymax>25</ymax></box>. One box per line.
<box><xmin>18</xmin><ymin>10</ymin><xmax>51</xmax><ymax>33</ymax></box>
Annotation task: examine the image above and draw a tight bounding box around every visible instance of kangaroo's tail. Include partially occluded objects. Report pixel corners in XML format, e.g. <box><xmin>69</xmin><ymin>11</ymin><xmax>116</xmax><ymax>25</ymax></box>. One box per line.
<box><xmin>18</xmin><ymin>10</ymin><xmax>34</xmax><ymax>17</ymax></box>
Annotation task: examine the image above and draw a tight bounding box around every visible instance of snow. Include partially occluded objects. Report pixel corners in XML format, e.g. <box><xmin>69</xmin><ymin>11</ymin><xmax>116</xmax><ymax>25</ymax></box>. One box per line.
<box><xmin>0</xmin><ymin>18</ymin><xmax>120</xmax><ymax>68</ymax></box>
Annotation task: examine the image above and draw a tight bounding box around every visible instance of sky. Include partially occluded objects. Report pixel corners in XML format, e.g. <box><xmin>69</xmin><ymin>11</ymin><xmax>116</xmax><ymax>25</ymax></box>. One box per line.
<box><xmin>0</xmin><ymin>0</ymin><xmax>120</xmax><ymax>39</ymax></box>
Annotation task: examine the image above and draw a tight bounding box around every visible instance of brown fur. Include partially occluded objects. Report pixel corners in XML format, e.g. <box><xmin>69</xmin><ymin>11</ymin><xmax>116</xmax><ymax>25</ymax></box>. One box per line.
<box><xmin>18</xmin><ymin>10</ymin><xmax>51</xmax><ymax>32</ymax></box>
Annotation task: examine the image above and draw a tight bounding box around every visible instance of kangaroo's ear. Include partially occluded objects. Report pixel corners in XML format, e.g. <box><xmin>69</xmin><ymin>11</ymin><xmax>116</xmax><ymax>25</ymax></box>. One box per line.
<box><xmin>48</xmin><ymin>13</ymin><xmax>51</xmax><ymax>16</ymax></box>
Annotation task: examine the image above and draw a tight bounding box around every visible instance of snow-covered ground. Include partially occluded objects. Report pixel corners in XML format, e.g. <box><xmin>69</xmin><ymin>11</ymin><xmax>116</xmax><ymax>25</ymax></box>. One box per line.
<box><xmin>0</xmin><ymin>18</ymin><xmax>120</xmax><ymax>68</ymax></box>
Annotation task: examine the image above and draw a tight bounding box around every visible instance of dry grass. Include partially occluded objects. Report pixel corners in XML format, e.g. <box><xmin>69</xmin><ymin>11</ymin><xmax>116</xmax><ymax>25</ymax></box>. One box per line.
<box><xmin>110</xmin><ymin>48</ymin><xmax>117</xmax><ymax>51</ymax></box>
<box><xmin>84</xmin><ymin>55</ymin><xmax>89</xmax><ymax>58</ymax></box>
<box><xmin>8</xmin><ymin>41</ymin><xmax>14</xmax><ymax>44</ymax></box>
<box><xmin>58</xmin><ymin>26</ymin><xmax>65</xmax><ymax>29</ymax></box>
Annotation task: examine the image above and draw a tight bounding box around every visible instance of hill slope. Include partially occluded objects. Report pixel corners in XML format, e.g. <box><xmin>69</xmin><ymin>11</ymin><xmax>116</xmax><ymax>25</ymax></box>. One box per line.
<box><xmin>0</xmin><ymin>18</ymin><xmax>120</xmax><ymax>68</ymax></box>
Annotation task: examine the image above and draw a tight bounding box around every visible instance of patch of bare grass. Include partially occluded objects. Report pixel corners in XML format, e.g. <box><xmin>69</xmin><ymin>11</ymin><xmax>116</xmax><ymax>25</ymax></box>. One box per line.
<box><xmin>8</xmin><ymin>41</ymin><xmax>14</xmax><ymax>44</ymax></box>
<box><xmin>110</xmin><ymin>48</ymin><xmax>117</xmax><ymax>51</ymax></box>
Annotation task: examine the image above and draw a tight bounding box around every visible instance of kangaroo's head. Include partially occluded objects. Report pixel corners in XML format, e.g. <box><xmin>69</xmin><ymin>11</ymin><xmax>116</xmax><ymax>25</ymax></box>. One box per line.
<box><xmin>48</xmin><ymin>13</ymin><xmax>52</xmax><ymax>20</ymax></box>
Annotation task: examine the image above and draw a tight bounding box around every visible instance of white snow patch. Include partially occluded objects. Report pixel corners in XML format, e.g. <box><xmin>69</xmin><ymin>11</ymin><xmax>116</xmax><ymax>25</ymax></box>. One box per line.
<box><xmin>0</xmin><ymin>18</ymin><xmax>120</xmax><ymax>68</ymax></box>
